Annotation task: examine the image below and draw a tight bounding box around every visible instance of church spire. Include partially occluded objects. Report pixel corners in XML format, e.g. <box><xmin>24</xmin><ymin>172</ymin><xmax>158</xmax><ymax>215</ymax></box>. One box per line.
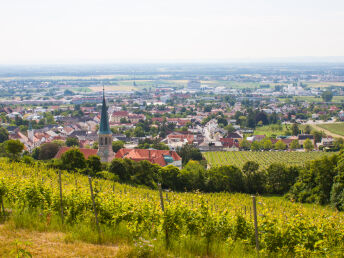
<box><xmin>99</xmin><ymin>86</ymin><xmax>111</xmax><ymax>135</ymax></box>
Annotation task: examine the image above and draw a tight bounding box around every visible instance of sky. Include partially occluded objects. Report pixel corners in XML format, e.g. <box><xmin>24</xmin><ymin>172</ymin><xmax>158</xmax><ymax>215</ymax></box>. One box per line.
<box><xmin>1</xmin><ymin>0</ymin><xmax>344</xmax><ymax>64</ymax></box>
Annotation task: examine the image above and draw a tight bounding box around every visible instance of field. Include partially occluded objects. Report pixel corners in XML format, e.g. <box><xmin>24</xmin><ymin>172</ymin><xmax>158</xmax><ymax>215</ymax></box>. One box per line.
<box><xmin>306</xmin><ymin>81</ymin><xmax>344</xmax><ymax>88</ymax></box>
<box><xmin>317</xmin><ymin>123</ymin><xmax>344</xmax><ymax>136</ymax></box>
<box><xmin>203</xmin><ymin>151</ymin><xmax>335</xmax><ymax>169</ymax></box>
<box><xmin>0</xmin><ymin>159</ymin><xmax>343</xmax><ymax>256</ymax></box>
<box><xmin>89</xmin><ymin>85</ymin><xmax>137</xmax><ymax>92</ymax></box>
<box><xmin>279</xmin><ymin>96</ymin><xmax>344</xmax><ymax>103</ymax></box>
<box><xmin>253</xmin><ymin>124</ymin><xmax>288</xmax><ymax>137</ymax></box>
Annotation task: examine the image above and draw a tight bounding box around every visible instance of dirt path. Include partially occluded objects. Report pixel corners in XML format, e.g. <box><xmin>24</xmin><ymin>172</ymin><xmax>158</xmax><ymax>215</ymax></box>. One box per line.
<box><xmin>310</xmin><ymin>124</ymin><xmax>344</xmax><ymax>139</ymax></box>
<box><xmin>0</xmin><ymin>224</ymin><xmax>129</xmax><ymax>257</ymax></box>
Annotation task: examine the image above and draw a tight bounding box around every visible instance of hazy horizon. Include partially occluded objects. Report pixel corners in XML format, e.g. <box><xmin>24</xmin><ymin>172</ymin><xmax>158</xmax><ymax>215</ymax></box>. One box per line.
<box><xmin>1</xmin><ymin>0</ymin><xmax>344</xmax><ymax>64</ymax></box>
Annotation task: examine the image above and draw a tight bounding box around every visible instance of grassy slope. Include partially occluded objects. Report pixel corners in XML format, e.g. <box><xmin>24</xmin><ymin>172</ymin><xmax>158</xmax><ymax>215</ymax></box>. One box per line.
<box><xmin>0</xmin><ymin>159</ymin><xmax>343</xmax><ymax>257</ymax></box>
<box><xmin>316</xmin><ymin>123</ymin><xmax>344</xmax><ymax>137</ymax></box>
<box><xmin>0</xmin><ymin>224</ymin><xmax>130</xmax><ymax>257</ymax></box>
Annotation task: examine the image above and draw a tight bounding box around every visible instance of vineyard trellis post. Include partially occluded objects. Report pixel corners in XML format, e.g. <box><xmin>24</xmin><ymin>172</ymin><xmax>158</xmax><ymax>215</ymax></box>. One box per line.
<box><xmin>1</xmin><ymin>195</ymin><xmax>5</xmax><ymax>215</ymax></box>
<box><xmin>88</xmin><ymin>176</ymin><xmax>101</xmax><ymax>241</ymax></box>
<box><xmin>58</xmin><ymin>170</ymin><xmax>64</xmax><ymax>224</ymax></box>
<box><xmin>158</xmin><ymin>183</ymin><xmax>164</xmax><ymax>211</ymax></box>
<box><xmin>252</xmin><ymin>196</ymin><xmax>259</xmax><ymax>251</ymax></box>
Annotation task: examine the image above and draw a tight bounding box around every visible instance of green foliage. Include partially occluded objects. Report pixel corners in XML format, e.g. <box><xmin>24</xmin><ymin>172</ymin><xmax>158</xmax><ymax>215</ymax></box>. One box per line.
<box><xmin>179</xmin><ymin>161</ymin><xmax>206</xmax><ymax>191</ymax></box>
<box><xmin>274</xmin><ymin>140</ymin><xmax>287</xmax><ymax>150</ymax></box>
<box><xmin>290</xmin><ymin>140</ymin><xmax>300</xmax><ymax>150</ymax></box>
<box><xmin>239</xmin><ymin>139</ymin><xmax>251</xmax><ymax>150</ymax></box>
<box><xmin>250</xmin><ymin>141</ymin><xmax>261</xmax><ymax>151</ymax></box>
<box><xmin>60</xmin><ymin>148</ymin><xmax>86</xmax><ymax>171</ymax></box>
<box><xmin>242</xmin><ymin>161</ymin><xmax>265</xmax><ymax>194</ymax></box>
<box><xmin>86</xmin><ymin>155</ymin><xmax>102</xmax><ymax>175</ymax></box>
<box><xmin>303</xmin><ymin>138</ymin><xmax>314</xmax><ymax>151</ymax></box>
<box><xmin>37</xmin><ymin>142</ymin><xmax>60</xmax><ymax>160</ymax></box>
<box><xmin>112</xmin><ymin>140</ymin><xmax>124</xmax><ymax>153</ymax></box>
<box><xmin>291</xmin><ymin>123</ymin><xmax>299</xmax><ymax>136</ymax></box>
<box><xmin>0</xmin><ymin>127</ymin><xmax>9</xmax><ymax>143</ymax></box>
<box><xmin>0</xmin><ymin>160</ymin><xmax>343</xmax><ymax>256</ymax></box>
<box><xmin>65</xmin><ymin>137</ymin><xmax>79</xmax><ymax>147</ymax></box>
<box><xmin>265</xmin><ymin>163</ymin><xmax>299</xmax><ymax>194</ymax></box>
<box><xmin>4</xmin><ymin>139</ymin><xmax>24</xmax><ymax>161</ymax></box>
<box><xmin>321</xmin><ymin>90</ymin><xmax>333</xmax><ymax>102</ymax></box>
<box><xmin>177</xmin><ymin>144</ymin><xmax>203</xmax><ymax>166</ymax></box>
<box><xmin>288</xmin><ymin>154</ymin><xmax>338</xmax><ymax>205</ymax></box>
<box><xmin>207</xmin><ymin>165</ymin><xmax>245</xmax><ymax>192</ymax></box>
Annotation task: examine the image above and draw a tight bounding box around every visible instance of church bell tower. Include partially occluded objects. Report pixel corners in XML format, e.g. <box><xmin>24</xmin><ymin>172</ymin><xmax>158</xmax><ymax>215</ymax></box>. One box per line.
<box><xmin>97</xmin><ymin>87</ymin><xmax>114</xmax><ymax>162</ymax></box>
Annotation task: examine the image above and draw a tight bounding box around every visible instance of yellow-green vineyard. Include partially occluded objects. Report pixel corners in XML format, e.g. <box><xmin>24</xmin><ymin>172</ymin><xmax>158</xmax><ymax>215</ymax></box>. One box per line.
<box><xmin>0</xmin><ymin>159</ymin><xmax>343</xmax><ymax>257</ymax></box>
<box><xmin>203</xmin><ymin>151</ymin><xmax>335</xmax><ymax>169</ymax></box>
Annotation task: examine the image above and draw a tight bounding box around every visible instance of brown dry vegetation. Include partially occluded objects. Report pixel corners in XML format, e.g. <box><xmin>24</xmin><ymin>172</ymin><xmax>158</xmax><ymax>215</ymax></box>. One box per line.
<box><xmin>0</xmin><ymin>224</ymin><xmax>131</xmax><ymax>257</ymax></box>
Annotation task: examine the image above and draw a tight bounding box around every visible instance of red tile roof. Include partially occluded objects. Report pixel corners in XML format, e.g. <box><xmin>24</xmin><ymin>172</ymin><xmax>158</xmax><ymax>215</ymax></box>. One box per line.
<box><xmin>54</xmin><ymin>147</ymin><xmax>98</xmax><ymax>159</ymax></box>
<box><xmin>113</xmin><ymin>111</ymin><xmax>129</xmax><ymax>116</ymax></box>
<box><xmin>220</xmin><ymin>138</ymin><xmax>240</xmax><ymax>148</ymax></box>
<box><xmin>168</xmin><ymin>134</ymin><xmax>194</xmax><ymax>144</ymax></box>
<box><xmin>115</xmin><ymin>148</ymin><xmax>181</xmax><ymax>167</ymax></box>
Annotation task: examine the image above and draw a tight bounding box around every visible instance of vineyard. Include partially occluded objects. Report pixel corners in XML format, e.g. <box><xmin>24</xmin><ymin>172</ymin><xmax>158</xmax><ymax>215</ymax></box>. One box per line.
<box><xmin>203</xmin><ymin>151</ymin><xmax>334</xmax><ymax>169</ymax></box>
<box><xmin>0</xmin><ymin>158</ymin><xmax>343</xmax><ymax>256</ymax></box>
<box><xmin>317</xmin><ymin>123</ymin><xmax>344</xmax><ymax>137</ymax></box>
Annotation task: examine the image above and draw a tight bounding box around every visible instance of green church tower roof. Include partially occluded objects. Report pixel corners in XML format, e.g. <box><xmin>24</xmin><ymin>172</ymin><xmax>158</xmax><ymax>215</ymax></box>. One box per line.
<box><xmin>99</xmin><ymin>87</ymin><xmax>112</xmax><ymax>135</ymax></box>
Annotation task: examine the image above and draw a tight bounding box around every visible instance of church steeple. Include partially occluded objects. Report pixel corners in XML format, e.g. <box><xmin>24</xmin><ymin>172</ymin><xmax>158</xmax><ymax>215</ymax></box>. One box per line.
<box><xmin>97</xmin><ymin>86</ymin><xmax>114</xmax><ymax>163</ymax></box>
<box><xmin>99</xmin><ymin>86</ymin><xmax>111</xmax><ymax>135</ymax></box>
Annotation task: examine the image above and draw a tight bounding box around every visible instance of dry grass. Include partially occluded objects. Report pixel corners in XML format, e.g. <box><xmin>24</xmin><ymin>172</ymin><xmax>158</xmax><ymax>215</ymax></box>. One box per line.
<box><xmin>0</xmin><ymin>224</ymin><xmax>132</xmax><ymax>257</ymax></box>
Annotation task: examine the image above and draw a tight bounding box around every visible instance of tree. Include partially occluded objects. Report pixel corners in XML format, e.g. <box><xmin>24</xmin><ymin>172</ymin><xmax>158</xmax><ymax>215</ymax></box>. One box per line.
<box><xmin>160</xmin><ymin>165</ymin><xmax>181</xmax><ymax>190</ymax></box>
<box><xmin>4</xmin><ymin>139</ymin><xmax>24</xmax><ymax>161</ymax></box>
<box><xmin>86</xmin><ymin>155</ymin><xmax>102</xmax><ymax>175</ymax></box>
<box><xmin>38</xmin><ymin>142</ymin><xmax>60</xmax><ymax>160</ymax></box>
<box><xmin>109</xmin><ymin>158</ymin><xmax>130</xmax><ymax>182</ymax></box>
<box><xmin>60</xmin><ymin>148</ymin><xmax>86</xmax><ymax>171</ymax></box>
<box><xmin>177</xmin><ymin>144</ymin><xmax>203</xmax><ymax>166</ymax></box>
<box><xmin>304</xmin><ymin>138</ymin><xmax>314</xmax><ymax>151</ymax></box>
<box><xmin>333</xmin><ymin>138</ymin><xmax>344</xmax><ymax>150</ymax></box>
<box><xmin>274</xmin><ymin>140</ymin><xmax>287</xmax><ymax>150</ymax></box>
<box><xmin>312</xmin><ymin>130</ymin><xmax>323</xmax><ymax>143</ymax></box>
<box><xmin>290</xmin><ymin>140</ymin><xmax>300</xmax><ymax>150</ymax></box>
<box><xmin>321</xmin><ymin>90</ymin><xmax>333</xmax><ymax>102</ymax></box>
<box><xmin>66</xmin><ymin>137</ymin><xmax>79</xmax><ymax>147</ymax></box>
<box><xmin>0</xmin><ymin>127</ymin><xmax>9</xmax><ymax>143</ymax></box>
<box><xmin>179</xmin><ymin>160</ymin><xmax>206</xmax><ymax>191</ymax></box>
<box><xmin>204</xmin><ymin>105</ymin><xmax>212</xmax><ymax>112</ymax></box>
<box><xmin>242</xmin><ymin>161</ymin><xmax>265</xmax><ymax>194</ymax></box>
<box><xmin>291</xmin><ymin>123</ymin><xmax>299</xmax><ymax>136</ymax></box>
<box><xmin>251</xmin><ymin>141</ymin><xmax>261</xmax><ymax>151</ymax></box>
<box><xmin>304</xmin><ymin>125</ymin><xmax>312</xmax><ymax>134</ymax></box>
<box><xmin>266</xmin><ymin>163</ymin><xmax>298</xmax><ymax>194</ymax></box>
<box><xmin>239</xmin><ymin>139</ymin><xmax>251</xmax><ymax>150</ymax></box>
<box><xmin>112</xmin><ymin>140</ymin><xmax>124</xmax><ymax>153</ymax></box>
<box><xmin>225</xmin><ymin>124</ymin><xmax>236</xmax><ymax>134</ymax></box>
<box><xmin>207</xmin><ymin>165</ymin><xmax>245</xmax><ymax>192</ymax></box>
<box><xmin>262</xmin><ymin>139</ymin><xmax>273</xmax><ymax>150</ymax></box>
<box><xmin>331</xmin><ymin>154</ymin><xmax>344</xmax><ymax>210</ymax></box>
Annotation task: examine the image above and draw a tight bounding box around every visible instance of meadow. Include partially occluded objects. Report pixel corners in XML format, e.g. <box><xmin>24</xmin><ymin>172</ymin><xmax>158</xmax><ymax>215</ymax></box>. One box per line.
<box><xmin>317</xmin><ymin>123</ymin><xmax>344</xmax><ymax>136</ymax></box>
<box><xmin>203</xmin><ymin>151</ymin><xmax>334</xmax><ymax>169</ymax></box>
<box><xmin>0</xmin><ymin>159</ymin><xmax>343</xmax><ymax>257</ymax></box>
<box><xmin>253</xmin><ymin>124</ymin><xmax>288</xmax><ymax>137</ymax></box>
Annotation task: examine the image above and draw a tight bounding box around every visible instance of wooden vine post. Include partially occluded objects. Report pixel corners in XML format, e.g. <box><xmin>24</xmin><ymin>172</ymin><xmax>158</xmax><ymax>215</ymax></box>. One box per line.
<box><xmin>0</xmin><ymin>195</ymin><xmax>5</xmax><ymax>215</ymax></box>
<box><xmin>88</xmin><ymin>176</ymin><xmax>101</xmax><ymax>241</ymax></box>
<box><xmin>158</xmin><ymin>183</ymin><xmax>164</xmax><ymax>211</ymax></box>
<box><xmin>58</xmin><ymin>170</ymin><xmax>64</xmax><ymax>224</ymax></box>
<box><xmin>252</xmin><ymin>196</ymin><xmax>260</xmax><ymax>251</ymax></box>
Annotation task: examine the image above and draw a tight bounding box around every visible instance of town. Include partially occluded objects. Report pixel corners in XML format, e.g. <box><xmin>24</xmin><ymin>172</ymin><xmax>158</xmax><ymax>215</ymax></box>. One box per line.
<box><xmin>1</xmin><ymin>64</ymin><xmax>344</xmax><ymax>167</ymax></box>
